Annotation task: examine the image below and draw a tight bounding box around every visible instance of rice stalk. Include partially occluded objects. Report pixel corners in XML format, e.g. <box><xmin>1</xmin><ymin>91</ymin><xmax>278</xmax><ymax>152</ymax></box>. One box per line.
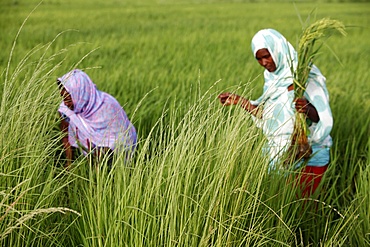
<box><xmin>289</xmin><ymin>18</ymin><xmax>346</xmax><ymax>162</ymax></box>
<box><xmin>0</xmin><ymin>207</ymin><xmax>81</xmax><ymax>240</ymax></box>
<box><xmin>294</xmin><ymin>18</ymin><xmax>346</xmax><ymax>98</ymax></box>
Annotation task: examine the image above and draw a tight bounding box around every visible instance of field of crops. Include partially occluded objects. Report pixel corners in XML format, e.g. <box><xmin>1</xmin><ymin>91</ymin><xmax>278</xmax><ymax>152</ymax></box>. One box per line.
<box><xmin>0</xmin><ymin>0</ymin><xmax>369</xmax><ymax>246</ymax></box>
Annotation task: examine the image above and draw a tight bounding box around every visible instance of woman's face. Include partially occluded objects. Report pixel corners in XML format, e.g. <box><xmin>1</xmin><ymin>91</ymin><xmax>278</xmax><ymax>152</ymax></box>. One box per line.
<box><xmin>255</xmin><ymin>48</ymin><xmax>276</xmax><ymax>72</ymax></box>
<box><xmin>60</xmin><ymin>87</ymin><xmax>74</xmax><ymax>110</ymax></box>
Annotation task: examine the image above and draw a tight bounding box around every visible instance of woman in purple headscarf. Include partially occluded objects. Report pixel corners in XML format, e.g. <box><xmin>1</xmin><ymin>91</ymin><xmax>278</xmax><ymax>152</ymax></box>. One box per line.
<box><xmin>57</xmin><ymin>69</ymin><xmax>137</xmax><ymax>168</ymax></box>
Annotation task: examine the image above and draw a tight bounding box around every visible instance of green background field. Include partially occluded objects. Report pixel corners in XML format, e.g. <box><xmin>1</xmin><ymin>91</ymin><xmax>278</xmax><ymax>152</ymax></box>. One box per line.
<box><xmin>0</xmin><ymin>0</ymin><xmax>369</xmax><ymax>246</ymax></box>
<box><xmin>1</xmin><ymin>0</ymin><xmax>368</xmax><ymax>135</ymax></box>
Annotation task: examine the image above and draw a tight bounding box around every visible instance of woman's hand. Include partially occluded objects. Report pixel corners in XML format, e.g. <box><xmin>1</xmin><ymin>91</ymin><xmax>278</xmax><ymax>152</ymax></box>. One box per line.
<box><xmin>218</xmin><ymin>92</ymin><xmax>261</xmax><ymax>118</ymax></box>
<box><xmin>218</xmin><ymin>93</ymin><xmax>240</xmax><ymax>106</ymax></box>
<box><xmin>294</xmin><ymin>97</ymin><xmax>320</xmax><ymax>123</ymax></box>
<box><xmin>294</xmin><ymin>98</ymin><xmax>309</xmax><ymax>114</ymax></box>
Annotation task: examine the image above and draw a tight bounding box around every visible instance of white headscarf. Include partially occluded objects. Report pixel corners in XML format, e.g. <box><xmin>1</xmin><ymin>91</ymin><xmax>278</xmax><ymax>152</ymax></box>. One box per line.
<box><xmin>251</xmin><ymin>29</ymin><xmax>297</xmax><ymax>104</ymax></box>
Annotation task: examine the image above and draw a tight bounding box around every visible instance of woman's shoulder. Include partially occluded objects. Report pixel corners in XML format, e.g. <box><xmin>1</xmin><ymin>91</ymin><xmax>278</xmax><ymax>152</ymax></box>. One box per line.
<box><xmin>102</xmin><ymin>92</ymin><xmax>121</xmax><ymax>105</ymax></box>
<box><xmin>309</xmin><ymin>65</ymin><xmax>326</xmax><ymax>80</ymax></box>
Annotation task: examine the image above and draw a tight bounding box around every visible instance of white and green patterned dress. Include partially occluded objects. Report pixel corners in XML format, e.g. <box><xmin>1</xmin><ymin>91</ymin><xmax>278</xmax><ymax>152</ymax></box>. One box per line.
<box><xmin>250</xmin><ymin>29</ymin><xmax>333</xmax><ymax>169</ymax></box>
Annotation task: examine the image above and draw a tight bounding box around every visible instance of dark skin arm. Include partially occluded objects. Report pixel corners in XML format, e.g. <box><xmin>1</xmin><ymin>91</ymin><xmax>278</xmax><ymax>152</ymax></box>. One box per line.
<box><xmin>60</xmin><ymin>117</ymin><xmax>112</xmax><ymax>168</ymax></box>
<box><xmin>218</xmin><ymin>93</ymin><xmax>320</xmax><ymax>123</ymax></box>
<box><xmin>218</xmin><ymin>92</ymin><xmax>262</xmax><ymax>118</ymax></box>
<box><xmin>294</xmin><ymin>98</ymin><xmax>320</xmax><ymax>123</ymax></box>
<box><xmin>59</xmin><ymin>112</ymin><xmax>73</xmax><ymax>168</ymax></box>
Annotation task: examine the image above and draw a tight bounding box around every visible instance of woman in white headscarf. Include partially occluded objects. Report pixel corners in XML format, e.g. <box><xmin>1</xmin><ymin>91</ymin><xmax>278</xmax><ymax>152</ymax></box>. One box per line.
<box><xmin>218</xmin><ymin>29</ymin><xmax>333</xmax><ymax>196</ymax></box>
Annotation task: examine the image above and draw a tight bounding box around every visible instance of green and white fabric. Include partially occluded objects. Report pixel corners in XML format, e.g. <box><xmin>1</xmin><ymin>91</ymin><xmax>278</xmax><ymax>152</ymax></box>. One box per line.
<box><xmin>250</xmin><ymin>29</ymin><xmax>333</xmax><ymax>169</ymax></box>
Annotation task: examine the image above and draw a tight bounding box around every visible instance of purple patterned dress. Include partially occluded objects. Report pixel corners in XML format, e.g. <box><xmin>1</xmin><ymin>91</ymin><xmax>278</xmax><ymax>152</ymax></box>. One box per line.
<box><xmin>58</xmin><ymin>69</ymin><xmax>137</xmax><ymax>156</ymax></box>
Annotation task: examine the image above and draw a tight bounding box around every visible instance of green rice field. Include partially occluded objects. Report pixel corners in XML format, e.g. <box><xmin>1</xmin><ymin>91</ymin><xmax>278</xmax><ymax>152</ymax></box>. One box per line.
<box><xmin>0</xmin><ymin>0</ymin><xmax>369</xmax><ymax>246</ymax></box>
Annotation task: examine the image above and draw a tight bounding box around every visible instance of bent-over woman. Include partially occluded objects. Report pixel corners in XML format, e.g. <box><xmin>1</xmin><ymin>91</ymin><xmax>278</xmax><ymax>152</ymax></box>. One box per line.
<box><xmin>58</xmin><ymin>69</ymin><xmax>137</xmax><ymax>168</ymax></box>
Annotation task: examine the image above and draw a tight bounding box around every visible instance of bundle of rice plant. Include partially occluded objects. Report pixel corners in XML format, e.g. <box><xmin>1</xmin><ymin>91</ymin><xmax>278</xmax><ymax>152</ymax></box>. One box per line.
<box><xmin>288</xmin><ymin>18</ymin><xmax>346</xmax><ymax>163</ymax></box>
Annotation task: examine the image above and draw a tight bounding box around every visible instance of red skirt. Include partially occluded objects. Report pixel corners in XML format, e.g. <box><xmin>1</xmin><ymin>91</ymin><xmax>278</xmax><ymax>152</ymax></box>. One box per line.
<box><xmin>296</xmin><ymin>165</ymin><xmax>328</xmax><ymax>197</ymax></box>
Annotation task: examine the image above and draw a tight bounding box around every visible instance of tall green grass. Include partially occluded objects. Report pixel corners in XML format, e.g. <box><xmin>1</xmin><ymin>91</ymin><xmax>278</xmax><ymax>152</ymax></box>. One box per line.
<box><xmin>1</xmin><ymin>0</ymin><xmax>369</xmax><ymax>246</ymax></box>
<box><xmin>0</xmin><ymin>16</ymin><xmax>81</xmax><ymax>247</ymax></box>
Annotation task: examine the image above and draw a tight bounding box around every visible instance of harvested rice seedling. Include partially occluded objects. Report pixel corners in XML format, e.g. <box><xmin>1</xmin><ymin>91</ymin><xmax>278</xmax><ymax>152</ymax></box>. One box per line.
<box><xmin>289</xmin><ymin>18</ymin><xmax>346</xmax><ymax>162</ymax></box>
<box><xmin>0</xmin><ymin>1</ymin><xmax>369</xmax><ymax>246</ymax></box>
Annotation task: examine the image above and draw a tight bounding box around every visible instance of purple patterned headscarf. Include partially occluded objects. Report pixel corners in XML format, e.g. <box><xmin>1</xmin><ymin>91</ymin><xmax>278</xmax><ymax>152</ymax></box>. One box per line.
<box><xmin>58</xmin><ymin>69</ymin><xmax>137</xmax><ymax>154</ymax></box>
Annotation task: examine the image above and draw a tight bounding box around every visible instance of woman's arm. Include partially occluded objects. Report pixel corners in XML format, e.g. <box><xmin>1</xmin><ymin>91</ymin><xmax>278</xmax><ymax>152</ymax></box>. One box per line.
<box><xmin>59</xmin><ymin>113</ymin><xmax>73</xmax><ymax>168</ymax></box>
<box><xmin>218</xmin><ymin>92</ymin><xmax>262</xmax><ymax>118</ymax></box>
